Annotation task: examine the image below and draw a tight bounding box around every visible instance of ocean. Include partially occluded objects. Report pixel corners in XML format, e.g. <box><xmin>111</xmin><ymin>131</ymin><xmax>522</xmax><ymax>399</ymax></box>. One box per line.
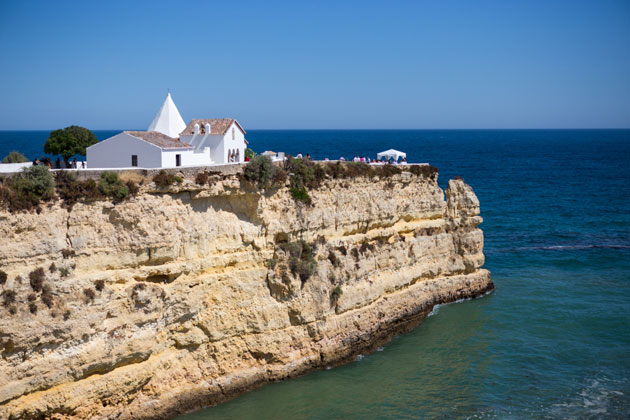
<box><xmin>1</xmin><ymin>129</ymin><xmax>629</xmax><ymax>419</ymax></box>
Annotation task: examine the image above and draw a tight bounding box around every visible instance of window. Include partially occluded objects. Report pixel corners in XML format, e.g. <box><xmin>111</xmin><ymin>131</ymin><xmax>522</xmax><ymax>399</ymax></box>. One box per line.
<box><xmin>131</xmin><ymin>155</ymin><xmax>138</xmax><ymax>167</ymax></box>
<box><xmin>176</xmin><ymin>154</ymin><xmax>181</xmax><ymax>167</ymax></box>
<box><xmin>232</xmin><ymin>127</ymin><xmax>235</xmax><ymax>140</ymax></box>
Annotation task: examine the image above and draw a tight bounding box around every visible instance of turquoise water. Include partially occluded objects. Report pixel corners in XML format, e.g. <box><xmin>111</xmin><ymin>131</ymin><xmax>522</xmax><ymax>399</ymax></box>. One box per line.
<box><xmin>1</xmin><ymin>130</ymin><xmax>629</xmax><ymax>418</ymax></box>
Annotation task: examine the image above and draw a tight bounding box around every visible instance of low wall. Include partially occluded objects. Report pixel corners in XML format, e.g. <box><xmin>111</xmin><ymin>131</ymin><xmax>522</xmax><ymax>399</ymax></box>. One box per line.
<box><xmin>0</xmin><ymin>162</ymin><xmax>32</xmax><ymax>173</ymax></box>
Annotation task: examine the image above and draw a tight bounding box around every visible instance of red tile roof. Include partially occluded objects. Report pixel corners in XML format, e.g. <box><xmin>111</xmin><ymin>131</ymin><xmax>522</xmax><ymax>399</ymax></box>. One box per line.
<box><xmin>125</xmin><ymin>131</ymin><xmax>192</xmax><ymax>149</ymax></box>
<box><xmin>180</xmin><ymin>118</ymin><xmax>246</xmax><ymax>136</ymax></box>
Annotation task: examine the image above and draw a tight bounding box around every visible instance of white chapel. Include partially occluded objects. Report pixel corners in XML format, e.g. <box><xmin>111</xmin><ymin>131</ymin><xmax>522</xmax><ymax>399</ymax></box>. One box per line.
<box><xmin>86</xmin><ymin>93</ymin><xmax>247</xmax><ymax>169</ymax></box>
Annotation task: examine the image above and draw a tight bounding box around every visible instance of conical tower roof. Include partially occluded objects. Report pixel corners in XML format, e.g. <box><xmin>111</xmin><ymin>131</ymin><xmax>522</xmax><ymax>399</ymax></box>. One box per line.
<box><xmin>147</xmin><ymin>92</ymin><xmax>187</xmax><ymax>138</ymax></box>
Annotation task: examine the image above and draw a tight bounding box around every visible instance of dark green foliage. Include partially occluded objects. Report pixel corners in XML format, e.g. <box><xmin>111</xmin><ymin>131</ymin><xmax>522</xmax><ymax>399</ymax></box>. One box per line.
<box><xmin>126</xmin><ymin>180</ymin><xmax>140</xmax><ymax>196</ymax></box>
<box><xmin>8</xmin><ymin>305</ymin><xmax>17</xmax><ymax>315</ymax></box>
<box><xmin>95</xmin><ymin>279</ymin><xmax>105</xmax><ymax>291</ymax></box>
<box><xmin>44</xmin><ymin>126</ymin><xmax>97</xmax><ymax>167</ymax></box>
<box><xmin>337</xmin><ymin>245</ymin><xmax>347</xmax><ymax>256</ymax></box>
<box><xmin>2</xmin><ymin>151</ymin><xmax>28</xmax><ymax>163</ymax></box>
<box><xmin>55</xmin><ymin>171</ymin><xmax>103</xmax><ymax>208</ymax></box>
<box><xmin>98</xmin><ymin>172</ymin><xmax>129</xmax><ymax>201</ymax></box>
<box><xmin>408</xmin><ymin>164</ymin><xmax>439</xmax><ymax>179</ymax></box>
<box><xmin>62</xmin><ymin>248</ymin><xmax>75</xmax><ymax>259</ymax></box>
<box><xmin>29</xmin><ymin>302</ymin><xmax>38</xmax><ymax>314</ymax></box>
<box><xmin>29</xmin><ymin>267</ymin><xmax>46</xmax><ymax>292</ymax></box>
<box><xmin>331</xmin><ymin>285</ymin><xmax>343</xmax><ymax>305</ymax></box>
<box><xmin>195</xmin><ymin>171</ymin><xmax>209</xmax><ymax>185</ymax></box>
<box><xmin>359</xmin><ymin>242</ymin><xmax>375</xmax><ymax>254</ymax></box>
<box><xmin>64</xmin><ymin>310</ymin><xmax>71</xmax><ymax>320</ymax></box>
<box><xmin>153</xmin><ymin>170</ymin><xmax>179</xmax><ymax>188</ymax></box>
<box><xmin>267</xmin><ymin>259</ymin><xmax>277</xmax><ymax>269</ymax></box>
<box><xmin>60</xmin><ymin>267</ymin><xmax>71</xmax><ymax>277</ymax></box>
<box><xmin>0</xmin><ymin>165</ymin><xmax>55</xmax><ymax>211</ymax></box>
<box><xmin>242</xmin><ymin>155</ymin><xmax>286</xmax><ymax>189</ymax></box>
<box><xmin>289</xmin><ymin>186</ymin><xmax>311</xmax><ymax>204</ymax></box>
<box><xmin>27</xmin><ymin>293</ymin><xmax>37</xmax><ymax>302</ymax></box>
<box><xmin>327</xmin><ymin>250</ymin><xmax>339</xmax><ymax>267</ymax></box>
<box><xmin>41</xmin><ymin>283</ymin><xmax>53</xmax><ymax>308</ymax></box>
<box><xmin>83</xmin><ymin>287</ymin><xmax>95</xmax><ymax>302</ymax></box>
<box><xmin>0</xmin><ymin>270</ymin><xmax>6</xmax><ymax>285</ymax></box>
<box><xmin>279</xmin><ymin>240</ymin><xmax>316</xmax><ymax>283</ymax></box>
<box><xmin>350</xmin><ymin>247</ymin><xmax>360</xmax><ymax>261</ymax></box>
<box><xmin>49</xmin><ymin>263</ymin><xmax>57</xmax><ymax>273</ymax></box>
<box><xmin>245</xmin><ymin>147</ymin><xmax>256</xmax><ymax>160</ymax></box>
<box><xmin>2</xmin><ymin>289</ymin><xmax>16</xmax><ymax>306</ymax></box>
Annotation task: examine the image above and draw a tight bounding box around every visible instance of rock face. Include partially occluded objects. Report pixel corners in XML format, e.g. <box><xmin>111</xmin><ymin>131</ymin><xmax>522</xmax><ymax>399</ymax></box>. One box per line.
<box><xmin>0</xmin><ymin>169</ymin><xmax>492</xmax><ymax>420</ymax></box>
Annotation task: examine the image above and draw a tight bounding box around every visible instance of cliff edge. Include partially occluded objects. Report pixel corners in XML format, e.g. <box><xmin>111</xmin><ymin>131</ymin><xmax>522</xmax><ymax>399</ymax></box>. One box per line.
<box><xmin>0</xmin><ymin>167</ymin><xmax>492</xmax><ymax>419</ymax></box>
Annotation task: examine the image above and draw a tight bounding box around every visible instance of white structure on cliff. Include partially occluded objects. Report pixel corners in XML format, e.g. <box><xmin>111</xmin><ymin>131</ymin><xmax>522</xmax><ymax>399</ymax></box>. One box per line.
<box><xmin>86</xmin><ymin>93</ymin><xmax>247</xmax><ymax>169</ymax></box>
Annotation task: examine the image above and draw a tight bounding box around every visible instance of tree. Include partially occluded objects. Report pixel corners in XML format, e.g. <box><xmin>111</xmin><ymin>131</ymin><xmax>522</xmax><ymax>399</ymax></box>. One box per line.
<box><xmin>245</xmin><ymin>147</ymin><xmax>256</xmax><ymax>160</ymax></box>
<box><xmin>44</xmin><ymin>126</ymin><xmax>97</xmax><ymax>168</ymax></box>
<box><xmin>2</xmin><ymin>151</ymin><xmax>29</xmax><ymax>163</ymax></box>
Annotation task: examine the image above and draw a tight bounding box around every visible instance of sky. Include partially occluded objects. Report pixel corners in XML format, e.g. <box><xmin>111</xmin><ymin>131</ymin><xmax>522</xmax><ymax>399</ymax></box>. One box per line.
<box><xmin>0</xmin><ymin>0</ymin><xmax>629</xmax><ymax>130</ymax></box>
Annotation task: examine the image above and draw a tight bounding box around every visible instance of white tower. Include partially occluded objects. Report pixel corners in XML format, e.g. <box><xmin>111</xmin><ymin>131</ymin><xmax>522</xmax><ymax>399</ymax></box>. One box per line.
<box><xmin>147</xmin><ymin>92</ymin><xmax>187</xmax><ymax>138</ymax></box>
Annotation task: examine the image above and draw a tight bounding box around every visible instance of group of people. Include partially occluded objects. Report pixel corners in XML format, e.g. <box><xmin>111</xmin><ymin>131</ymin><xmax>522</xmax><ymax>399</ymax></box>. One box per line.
<box><xmin>32</xmin><ymin>157</ymin><xmax>85</xmax><ymax>169</ymax></box>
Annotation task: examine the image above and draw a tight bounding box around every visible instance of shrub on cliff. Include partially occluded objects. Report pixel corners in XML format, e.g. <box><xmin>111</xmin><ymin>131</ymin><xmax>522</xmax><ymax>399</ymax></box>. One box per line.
<box><xmin>83</xmin><ymin>287</ymin><xmax>96</xmax><ymax>302</ymax></box>
<box><xmin>0</xmin><ymin>165</ymin><xmax>55</xmax><ymax>211</ymax></box>
<box><xmin>153</xmin><ymin>170</ymin><xmax>181</xmax><ymax>188</ymax></box>
<box><xmin>95</xmin><ymin>279</ymin><xmax>105</xmax><ymax>291</ymax></box>
<box><xmin>242</xmin><ymin>155</ymin><xmax>286</xmax><ymax>189</ymax></box>
<box><xmin>2</xmin><ymin>151</ymin><xmax>29</xmax><ymax>163</ymax></box>
<box><xmin>195</xmin><ymin>171</ymin><xmax>209</xmax><ymax>185</ymax></box>
<box><xmin>0</xmin><ymin>270</ymin><xmax>7</xmax><ymax>285</ymax></box>
<box><xmin>29</xmin><ymin>267</ymin><xmax>46</xmax><ymax>292</ymax></box>
<box><xmin>331</xmin><ymin>285</ymin><xmax>343</xmax><ymax>305</ymax></box>
<box><xmin>279</xmin><ymin>240</ymin><xmax>316</xmax><ymax>283</ymax></box>
<box><xmin>125</xmin><ymin>180</ymin><xmax>140</xmax><ymax>196</ymax></box>
<box><xmin>55</xmin><ymin>171</ymin><xmax>103</xmax><ymax>208</ymax></box>
<box><xmin>41</xmin><ymin>284</ymin><xmax>54</xmax><ymax>308</ymax></box>
<box><xmin>2</xmin><ymin>289</ymin><xmax>16</xmax><ymax>306</ymax></box>
<box><xmin>408</xmin><ymin>164</ymin><xmax>439</xmax><ymax>179</ymax></box>
<box><xmin>98</xmin><ymin>172</ymin><xmax>129</xmax><ymax>201</ymax></box>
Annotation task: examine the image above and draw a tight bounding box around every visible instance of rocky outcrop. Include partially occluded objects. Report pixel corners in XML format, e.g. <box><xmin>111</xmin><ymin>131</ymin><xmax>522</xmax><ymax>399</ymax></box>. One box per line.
<box><xmin>0</xmin><ymin>169</ymin><xmax>492</xmax><ymax>419</ymax></box>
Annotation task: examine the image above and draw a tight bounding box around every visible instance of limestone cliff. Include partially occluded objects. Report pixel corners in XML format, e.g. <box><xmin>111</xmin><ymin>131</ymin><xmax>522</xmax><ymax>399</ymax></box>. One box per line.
<box><xmin>0</xmin><ymin>168</ymin><xmax>492</xmax><ymax>420</ymax></box>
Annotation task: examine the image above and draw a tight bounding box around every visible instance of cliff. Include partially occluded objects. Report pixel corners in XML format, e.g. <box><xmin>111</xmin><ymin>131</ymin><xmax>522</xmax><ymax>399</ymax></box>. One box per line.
<box><xmin>0</xmin><ymin>167</ymin><xmax>492</xmax><ymax>419</ymax></box>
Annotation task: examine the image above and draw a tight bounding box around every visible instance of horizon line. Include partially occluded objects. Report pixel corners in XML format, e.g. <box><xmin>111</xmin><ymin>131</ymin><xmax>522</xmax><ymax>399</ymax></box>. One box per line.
<box><xmin>1</xmin><ymin>127</ymin><xmax>629</xmax><ymax>132</ymax></box>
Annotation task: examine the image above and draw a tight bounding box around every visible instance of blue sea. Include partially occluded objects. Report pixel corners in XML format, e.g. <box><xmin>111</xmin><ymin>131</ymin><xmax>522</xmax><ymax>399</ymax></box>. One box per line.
<box><xmin>1</xmin><ymin>130</ymin><xmax>629</xmax><ymax>419</ymax></box>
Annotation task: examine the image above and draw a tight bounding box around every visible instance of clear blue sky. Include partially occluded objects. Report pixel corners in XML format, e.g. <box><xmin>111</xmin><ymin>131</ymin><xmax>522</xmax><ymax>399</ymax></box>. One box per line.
<box><xmin>0</xmin><ymin>0</ymin><xmax>629</xmax><ymax>129</ymax></box>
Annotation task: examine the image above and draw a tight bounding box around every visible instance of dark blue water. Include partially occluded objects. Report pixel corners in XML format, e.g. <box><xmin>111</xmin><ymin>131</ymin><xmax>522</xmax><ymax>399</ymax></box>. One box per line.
<box><xmin>2</xmin><ymin>130</ymin><xmax>629</xmax><ymax>418</ymax></box>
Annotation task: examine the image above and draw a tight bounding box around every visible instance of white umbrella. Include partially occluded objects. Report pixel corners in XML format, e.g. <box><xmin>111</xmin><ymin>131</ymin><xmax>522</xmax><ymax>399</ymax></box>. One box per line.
<box><xmin>377</xmin><ymin>149</ymin><xmax>406</xmax><ymax>161</ymax></box>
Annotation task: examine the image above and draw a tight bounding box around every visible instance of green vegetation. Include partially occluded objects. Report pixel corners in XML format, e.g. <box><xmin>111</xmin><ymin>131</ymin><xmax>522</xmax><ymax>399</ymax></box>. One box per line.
<box><xmin>195</xmin><ymin>171</ymin><xmax>209</xmax><ymax>185</ymax></box>
<box><xmin>0</xmin><ymin>270</ymin><xmax>7</xmax><ymax>285</ymax></box>
<box><xmin>2</xmin><ymin>289</ymin><xmax>16</xmax><ymax>306</ymax></box>
<box><xmin>44</xmin><ymin>126</ymin><xmax>98</xmax><ymax>168</ymax></box>
<box><xmin>331</xmin><ymin>285</ymin><xmax>343</xmax><ymax>305</ymax></box>
<box><xmin>327</xmin><ymin>250</ymin><xmax>340</xmax><ymax>267</ymax></box>
<box><xmin>29</xmin><ymin>267</ymin><xmax>46</xmax><ymax>292</ymax></box>
<box><xmin>95</xmin><ymin>279</ymin><xmax>105</xmax><ymax>291</ymax></box>
<box><xmin>153</xmin><ymin>170</ymin><xmax>183</xmax><ymax>188</ymax></box>
<box><xmin>83</xmin><ymin>287</ymin><xmax>96</xmax><ymax>302</ymax></box>
<box><xmin>245</xmin><ymin>147</ymin><xmax>256</xmax><ymax>160</ymax></box>
<box><xmin>279</xmin><ymin>240</ymin><xmax>316</xmax><ymax>283</ymax></box>
<box><xmin>41</xmin><ymin>283</ymin><xmax>53</xmax><ymax>308</ymax></box>
<box><xmin>98</xmin><ymin>172</ymin><xmax>129</xmax><ymax>201</ymax></box>
<box><xmin>242</xmin><ymin>155</ymin><xmax>286</xmax><ymax>189</ymax></box>
<box><xmin>2</xmin><ymin>151</ymin><xmax>28</xmax><ymax>163</ymax></box>
<box><xmin>0</xmin><ymin>165</ymin><xmax>55</xmax><ymax>211</ymax></box>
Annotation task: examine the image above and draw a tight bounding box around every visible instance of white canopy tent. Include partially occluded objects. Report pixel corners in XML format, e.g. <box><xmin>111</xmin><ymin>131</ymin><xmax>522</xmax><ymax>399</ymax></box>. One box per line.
<box><xmin>377</xmin><ymin>149</ymin><xmax>406</xmax><ymax>161</ymax></box>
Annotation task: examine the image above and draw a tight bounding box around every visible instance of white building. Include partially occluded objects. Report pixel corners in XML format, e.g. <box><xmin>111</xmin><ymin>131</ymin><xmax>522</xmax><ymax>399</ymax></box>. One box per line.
<box><xmin>86</xmin><ymin>93</ymin><xmax>247</xmax><ymax>169</ymax></box>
